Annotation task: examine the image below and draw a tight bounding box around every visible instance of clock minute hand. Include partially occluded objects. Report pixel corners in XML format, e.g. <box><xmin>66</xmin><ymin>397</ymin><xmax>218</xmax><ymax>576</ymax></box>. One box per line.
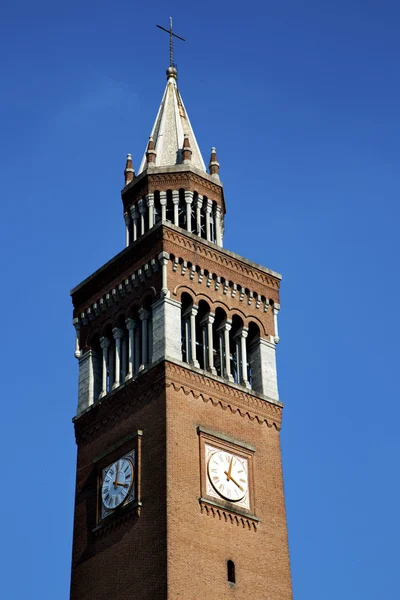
<box><xmin>223</xmin><ymin>470</ymin><xmax>244</xmax><ymax>492</ymax></box>
<box><xmin>226</xmin><ymin>456</ymin><xmax>233</xmax><ymax>480</ymax></box>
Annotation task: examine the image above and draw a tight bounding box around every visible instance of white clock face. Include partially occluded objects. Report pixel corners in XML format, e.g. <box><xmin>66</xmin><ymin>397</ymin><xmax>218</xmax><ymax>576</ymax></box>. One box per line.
<box><xmin>101</xmin><ymin>458</ymin><xmax>134</xmax><ymax>510</ymax></box>
<box><xmin>207</xmin><ymin>450</ymin><xmax>248</xmax><ymax>502</ymax></box>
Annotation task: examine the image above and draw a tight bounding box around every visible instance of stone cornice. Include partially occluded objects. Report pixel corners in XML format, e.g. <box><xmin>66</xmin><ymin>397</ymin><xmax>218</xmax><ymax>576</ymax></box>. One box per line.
<box><xmin>165</xmin><ymin>361</ymin><xmax>282</xmax><ymax>430</ymax></box>
<box><xmin>164</xmin><ymin>225</ymin><xmax>281</xmax><ymax>292</ymax></box>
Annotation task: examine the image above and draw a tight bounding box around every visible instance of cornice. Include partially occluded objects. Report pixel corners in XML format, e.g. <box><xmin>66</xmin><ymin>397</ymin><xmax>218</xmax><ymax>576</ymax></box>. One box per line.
<box><xmin>165</xmin><ymin>361</ymin><xmax>282</xmax><ymax>430</ymax></box>
<box><xmin>163</xmin><ymin>225</ymin><xmax>282</xmax><ymax>290</ymax></box>
<box><xmin>199</xmin><ymin>498</ymin><xmax>258</xmax><ymax>531</ymax></box>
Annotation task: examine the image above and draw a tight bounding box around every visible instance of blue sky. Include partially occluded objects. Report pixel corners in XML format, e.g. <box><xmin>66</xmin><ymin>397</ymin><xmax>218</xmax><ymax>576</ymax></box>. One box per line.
<box><xmin>1</xmin><ymin>1</ymin><xmax>399</xmax><ymax>598</ymax></box>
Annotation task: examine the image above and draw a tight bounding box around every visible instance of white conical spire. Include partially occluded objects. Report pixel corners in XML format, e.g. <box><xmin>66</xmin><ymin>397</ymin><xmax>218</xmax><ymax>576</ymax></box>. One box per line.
<box><xmin>138</xmin><ymin>68</ymin><xmax>206</xmax><ymax>174</ymax></box>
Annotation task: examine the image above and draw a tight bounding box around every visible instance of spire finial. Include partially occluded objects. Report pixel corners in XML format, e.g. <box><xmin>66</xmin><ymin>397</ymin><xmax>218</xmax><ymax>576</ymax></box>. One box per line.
<box><xmin>124</xmin><ymin>153</ymin><xmax>135</xmax><ymax>185</ymax></box>
<box><xmin>209</xmin><ymin>147</ymin><xmax>220</xmax><ymax>179</ymax></box>
<box><xmin>156</xmin><ymin>18</ymin><xmax>185</xmax><ymax>70</ymax></box>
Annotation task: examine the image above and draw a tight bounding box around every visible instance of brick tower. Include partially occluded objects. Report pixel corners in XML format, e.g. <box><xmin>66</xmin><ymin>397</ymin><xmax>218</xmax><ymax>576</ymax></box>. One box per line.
<box><xmin>69</xmin><ymin>63</ymin><xmax>293</xmax><ymax>599</ymax></box>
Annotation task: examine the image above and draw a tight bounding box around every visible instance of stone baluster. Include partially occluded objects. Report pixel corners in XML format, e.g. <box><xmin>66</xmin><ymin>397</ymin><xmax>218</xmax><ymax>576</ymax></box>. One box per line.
<box><xmin>73</xmin><ymin>318</ymin><xmax>81</xmax><ymax>358</ymax></box>
<box><xmin>205</xmin><ymin>199</ymin><xmax>213</xmax><ymax>241</ymax></box>
<box><xmin>130</xmin><ymin>205</ymin><xmax>138</xmax><ymax>242</ymax></box>
<box><xmin>215</xmin><ymin>205</ymin><xmax>223</xmax><ymax>246</ymax></box>
<box><xmin>99</xmin><ymin>337</ymin><xmax>111</xmax><ymax>398</ymax></box>
<box><xmin>172</xmin><ymin>190</ymin><xmax>179</xmax><ymax>226</ymax></box>
<box><xmin>124</xmin><ymin>212</ymin><xmax>131</xmax><ymax>247</ymax></box>
<box><xmin>240</xmin><ymin>328</ymin><xmax>250</xmax><ymax>388</ymax></box>
<box><xmin>185</xmin><ymin>191</ymin><xmax>193</xmax><ymax>232</ymax></box>
<box><xmin>206</xmin><ymin>313</ymin><xmax>217</xmax><ymax>375</ymax></box>
<box><xmin>273</xmin><ymin>303</ymin><xmax>280</xmax><ymax>343</ymax></box>
<box><xmin>125</xmin><ymin>318</ymin><xmax>136</xmax><ymax>380</ymax></box>
<box><xmin>112</xmin><ymin>328</ymin><xmax>124</xmax><ymax>389</ymax></box>
<box><xmin>158</xmin><ymin>251</ymin><xmax>170</xmax><ymax>297</ymax></box>
<box><xmin>138</xmin><ymin>198</ymin><xmax>146</xmax><ymax>235</ymax></box>
<box><xmin>189</xmin><ymin>305</ymin><xmax>200</xmax><ymax>368</ymax></box>
<box><xmin>160</xmin><ymin>191</ymin><xmax>167</xmax><ymax>222</ymax></box>
<box><xmin>147</xmin><ymin>193</ymin><xmax>154</xmax><ymax>229</ymax></box>
<box><xmin>196</xmin><ymin>195</ymin><xmax>203</xmax><ymax>236</ymax></box>
<box><xmin>222</xmin><ymin>321</ymin><xmax>234</xmax><ymax>382</ymax></box>
<box><xmin>139</xmin><ymin>308</ymin><xmax>150</xmax><ymax>370</ymax></box>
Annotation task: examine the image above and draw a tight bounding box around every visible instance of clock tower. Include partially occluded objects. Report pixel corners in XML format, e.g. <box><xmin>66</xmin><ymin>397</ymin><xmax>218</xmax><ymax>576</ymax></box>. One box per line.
<box><xmin>69</xmin><ymin>61</ymin><xmax>293</xmax><ymax>599</ymax></box>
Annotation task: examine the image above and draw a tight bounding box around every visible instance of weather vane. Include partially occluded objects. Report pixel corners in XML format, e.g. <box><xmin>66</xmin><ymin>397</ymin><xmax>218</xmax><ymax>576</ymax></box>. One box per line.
<box><xmin>156</xmin><ymin>17</ymin><xmax>185</xmax><ymax>68</ymax></box>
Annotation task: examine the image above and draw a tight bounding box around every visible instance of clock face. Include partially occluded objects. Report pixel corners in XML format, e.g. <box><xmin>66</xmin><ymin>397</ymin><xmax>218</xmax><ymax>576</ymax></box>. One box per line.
<box><xmin>207</xmin><ymin>450</ymin><xmax>248</xmax><ymax>502</ymax></box>
<box><xmin>101</xmin><ymin>458</ymin><xmax>134</xmax><ymax>510</ymax></box>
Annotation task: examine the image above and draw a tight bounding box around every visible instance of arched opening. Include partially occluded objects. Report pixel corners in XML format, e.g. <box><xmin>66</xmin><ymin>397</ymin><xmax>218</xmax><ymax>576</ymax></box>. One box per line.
<box><xmin>227</xmin><ymin>560</ymin><xmax>235</xmax><ymax>584</ymax></box>
<box><xmin>213</xmin><ymin>307</ymin><xmax>227</xmax><ymax>378</ymax></box>
<box><xmin>178</xmin><ymin>188</ymin><xmax>186</xmax><ymax>229</ymax></box>
<box><xmin>154</xmin><ymin>190</ymin><xmax>161</xmax><ymax>225</ymax></box>
<box><xmin>247</xmin><ymin>322</ymin><xmax>261</xmax><ymax>390</ymax></box>
<box><xmin>230</xmin><ymin>315</ymin><xmax>244</xmax><ymax>384</ymax></box>
<box><xmin>181</xmin><ymin>292</ymin><xmax>194</xmax><ymax>364</ymax></box>
<box><xmin>195</xmin><ymin>300</ymin><xmax>210</xmax><ymax>370</ymax></box>
<box><xmin>166</xmin><ymin>190</ymin><xmax>174</xmax><ymax>223</ymax></box>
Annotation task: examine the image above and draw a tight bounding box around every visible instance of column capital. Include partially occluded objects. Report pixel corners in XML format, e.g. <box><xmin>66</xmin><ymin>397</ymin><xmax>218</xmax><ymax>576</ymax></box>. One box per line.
<box><xmin>100</xmin><ymin>336</ymin><xmax>111</xmax><ymax>349</ymax></box>
<box><xmin>218</xmin><ymin>319</ymin><xmax>232</xmax><ymax>332</ymax></box>
<box><xmin>189</xmin><ymin>305</ymin><xmax>199</xmax><ymax>317</ymax></box>
<box><xmin>124</xmin><ymin>212</ymin><xmax>131</xmax><ymax>225</ymax></box>
<box><xmin>138</xmin><ymin>198</ymin><xmax>145</xmax><ymax>214</ymax></box>
<box><xmin>112</xmin><ymin>327</ymin><xmax>125</xmax><ymax>340</ymax></box>
<box><xmin>158</xmin><ymin>251</ymin><xmax>170</xmax><ymax>265</ymax></box>
<box><xmin>234</xmin><ymin>326</ymin><xmax>249</xmax><ymax>340</ymax></box>
<box><xmin>201</xmin><ymin>312</ymin><xmax>215</xmax><ymax>326</ymax></box>
<box><xmin>272</xmin><ymin>302</ymin><xmax>280</xmax><ymax>314</ymax></box>
<box><xmin>214</xmin><ymin>204</ymin><xmax>222</xmax><ymax>216</ymax></box>
<box><xmin>72</xmin><ymin>317</ymin><xmax>80</xmax><ymax>330</ymax></box>
<box><xmin>146</xmin><ymin>193</ymin><xmax>154</xmax><ymax>207</ymax></box>
<box><xmin>130</xmin><ymin>204</ymin><xmax>137</xmax><ymax>219</ymax></box>
<box><xmin>159</xmin><ymin>190</ymin><xmax>167</xmax><ymax>204</ymax></box>
<box><xmin>139</xmin><ymin>308</ymin><xmax>150</xmax><ymax>321</ymax></box>
<box><xmin>172</xmin><ymin>190</ymin><xmax>179</xmax><ymax>204</ymax></box>
<box><xmin>125</xmin><ymin>318</ymin><xmax>137</xmax><ymax>331</ymax></box>
<box><xmin>184</xmin><ymin>190</ymin><xmax>194</xmax><ymax>203</ymax></box>
<box><xmin>205</xmin><ymin>199</ymin><xmax>213</xmax><ymax>213</ymax></box>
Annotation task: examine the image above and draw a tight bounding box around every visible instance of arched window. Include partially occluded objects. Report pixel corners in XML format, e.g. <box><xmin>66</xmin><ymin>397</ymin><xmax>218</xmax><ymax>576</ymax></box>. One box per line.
<box><xmin>166</xmin><ymin>190</ymin><xmax>174</xmax><ymax>223</ymax></box>
<box><xmin>227</xmin><ymin>560</ymin><xmax>235</xmax><ymax>584</ymax></box>
<box><xmin>181</xmin><ymin>292</ymin><xmax>194</xmax><ymax>364</ymax></box>
<box><xmin>154</xmin><ymin>190</ymin><xmax>161</xmax><ymax>225</ymax></box>
<box><xmin>247</xmin><ymin>322</ymin><xmax>261</xmax><ymax>390</ymax></box>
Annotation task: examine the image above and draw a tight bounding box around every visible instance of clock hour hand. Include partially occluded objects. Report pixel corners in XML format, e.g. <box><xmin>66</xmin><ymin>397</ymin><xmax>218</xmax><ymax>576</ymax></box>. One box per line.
<box><xmin>113</xmin><ymin>461</ymin><xmax>119</xmax><ymax>489</ymax></box>
<box><xmin>223</xmin><ymin>470</ymin><xmax>244</xmax><ymax>492</ymax></box>
<box><xmin>226</xmin><ymin>456</ymin><xmax>233</xmax><ymax>480</ymax></box>
<box><xmin>115</xmin><ymin>482</ymin><xmax>129</xmax><ymax>488</ymax></box>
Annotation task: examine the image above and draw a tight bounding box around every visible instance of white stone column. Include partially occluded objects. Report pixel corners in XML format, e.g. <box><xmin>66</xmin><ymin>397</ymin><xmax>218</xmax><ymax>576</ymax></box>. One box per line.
<box><xmin>189</xmin><ymin>305</ymin><xmax>200</xmax><ymax>368</ymax></box>
<box><xmin>147</xmin><ymin>193</ymin><xmax>154</xmax><ymax>229</ymax></box>
<box><xmin>185</xmin><ymin>190</ymin><xmax>193</xmax><ymax>232</ymax></box>
<box><xmin>222</xmin><ymin>321</ymin><xmax>234</xmax><ymax>382</ymax></box>
<box><xmin>151</xmin><ymin>297</ymin><xmax>182</xmax><ymax>363</ymax></box>
<box><xmin>99</xmin><ymin>337</ymin><xmax>111</xmax><ymax>398</ymax></box>
<box><xmin>215</xmin><ymin>205</ymin><xmax>223</xmax><ymax>246</ymax></box>
<box><xmin>196</xmin><ymin>195</ymin><xmax>203</xmax><ymax>236</ymax></box>
<box><xmin>184</xmin><ymin>317</ymin><xmax>190</xmax><ymax>362</ymax></box>
<box><xmin>134</xmin><ymin>322</ymin><xmax>141</xmax><ymax>373</ymax></box>
<box><xmin>160</xmin><ymin>191</ymin><xmax>167</xmax><ymax>222</ymax></box>
<box><xmin>205</xmin><ymin>313</ymin><xmax>217</xmax><ymax>375</ymax></box>
<box><xmin>112</xmin><ymin>328</ymin><xmax>124</xmax><ymax>389</ymax></box>
<box><xmin>125</xmin><ymin>318</ymin><xmax>136</xmax><ymax>380</ymax></box>
<box><xmin>121</xmin><ymin>336</ymin><xmax>127</xmax><ymax>381</ymax></box>
<box><xmin>130</xmin><ymin>205</ymin><xmax>138</xmax><ymax>242</ymax></box>
<box><xmin>172</xmin><ymin>190</ymin><xmax>179</xmax><ymax>226</ymax></box>
<box><xmin>158</xmin><ymin>251</ymin><xmax>170</xmax><ymax>297</ymax></box>
<box><xmin>273</xmin><ymin>303</ymin><xmax>280</xmax><ymax>343</ymax></box>
<box><xmin>124</xmin><ymin>212</ymin><xmax>130</xmax><ymax>247</ymax></box>
<box><xmin>139</xmin><ymin>308</ymin><xmax>150</xmax><ymax>370</ymax></box>
<box><xmin>249</xmin><ymin>338</ymin><xmax>279</xmax><ymax>401</ymax></box>
<box><xmin>240</xmin><ymin>328</ymin><xmax>250</xmax><ymax>388</ymax></box>
<box><xmin>205</xmin><ymin>199</ymin><xmax>213</xmax><ymax>241</ymax></box>
<box><xmin>73</xmin><ymin>318</ymin><xmax>81</xmax><ymax>358</ymax></box>
<box><xmin>138</xmin><ymin>198</ymin><xmax>145</xmax><ymax>234</ymax></box>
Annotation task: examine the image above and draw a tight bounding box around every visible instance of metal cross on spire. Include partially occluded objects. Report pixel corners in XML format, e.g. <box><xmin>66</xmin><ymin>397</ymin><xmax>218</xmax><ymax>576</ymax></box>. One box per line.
<box><xmin>156</xmin><ymin>17</ymin><xmax>185</xmax><ymax>68</ymax></box>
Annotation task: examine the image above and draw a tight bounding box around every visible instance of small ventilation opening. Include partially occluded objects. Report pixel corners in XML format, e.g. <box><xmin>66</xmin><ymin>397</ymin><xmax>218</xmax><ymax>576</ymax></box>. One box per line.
<box><xmin>227</xmin><ymin>560</ymin><xmax>235</xmax><ymax>584</ymax></box>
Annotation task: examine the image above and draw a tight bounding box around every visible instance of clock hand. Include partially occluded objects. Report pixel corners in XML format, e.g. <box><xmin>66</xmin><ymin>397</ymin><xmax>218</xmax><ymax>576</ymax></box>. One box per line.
<box><xmin>113</xmin><ymin>461</ymin><xmax>119</xmax><ymax>490</ymax></box>
<box><xmin>223</xmin><ymin>471</ymin><xmax>244</xmax><ymax>492</ymax></box>
<box><xmin>115</xmin><ymin>482</ymin><xmax>129</xmax><ymax>488</ymax></box>
<box><xmin>226</xmin><ymin>456</ymin><xmax>233</xmax><ymax>480</ymax></box>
